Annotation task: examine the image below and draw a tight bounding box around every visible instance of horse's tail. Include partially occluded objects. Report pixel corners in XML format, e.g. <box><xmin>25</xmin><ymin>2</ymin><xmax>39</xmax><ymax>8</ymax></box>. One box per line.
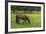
<box><xmin>28</xmin><ymin>18</ymin><xmax>30</xmax><ymax>24</ymax></box>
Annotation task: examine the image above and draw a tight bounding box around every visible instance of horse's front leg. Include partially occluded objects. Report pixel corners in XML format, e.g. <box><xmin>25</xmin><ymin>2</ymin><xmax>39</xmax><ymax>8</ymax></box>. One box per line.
<box><xmin>28</xmin><ymin>19</ymin><xmax>30</xmax><ymax>24</ymax></box>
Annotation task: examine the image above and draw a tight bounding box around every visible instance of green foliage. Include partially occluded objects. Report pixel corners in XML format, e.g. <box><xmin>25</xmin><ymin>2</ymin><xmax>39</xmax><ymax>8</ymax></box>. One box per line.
<box><xmin>11</xmin><ymin>6</ymin><xmax>41</xmax><ymax>14</ymax></box>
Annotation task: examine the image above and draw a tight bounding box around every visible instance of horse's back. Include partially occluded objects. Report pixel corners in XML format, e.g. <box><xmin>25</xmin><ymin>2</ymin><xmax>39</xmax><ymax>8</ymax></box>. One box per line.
<box><xmin>16</xmin><ymin>14</ymin><xmax>28</xmax><ymax>19</ymax></box>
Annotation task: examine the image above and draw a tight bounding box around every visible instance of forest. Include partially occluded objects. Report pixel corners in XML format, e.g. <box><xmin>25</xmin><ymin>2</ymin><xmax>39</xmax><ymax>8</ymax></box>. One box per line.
<box><xmin>11</xmin><ymin>5</ymin><xmax>41</xmax><ymax>14</ymax></box>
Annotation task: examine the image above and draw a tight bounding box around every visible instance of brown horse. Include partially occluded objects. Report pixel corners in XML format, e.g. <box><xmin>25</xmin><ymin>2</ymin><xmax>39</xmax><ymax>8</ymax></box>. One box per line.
<box><xmin>16</xmin><ymin>14</ymin><xmax>30</xmax><ymax>24</ymax></box>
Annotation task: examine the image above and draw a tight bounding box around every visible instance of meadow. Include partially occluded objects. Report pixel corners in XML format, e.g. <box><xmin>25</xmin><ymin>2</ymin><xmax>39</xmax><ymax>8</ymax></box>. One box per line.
<box><xmin>11</xmin><ymin>12</ymin><xmax>41</xmax><ymax>29</ymax></box>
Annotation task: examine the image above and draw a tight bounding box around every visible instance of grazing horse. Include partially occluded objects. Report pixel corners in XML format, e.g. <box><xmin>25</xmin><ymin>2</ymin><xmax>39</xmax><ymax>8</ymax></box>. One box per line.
<box><xmin>16</xmin><ymin>14</ymin><xmax>30</xmax><ymax>24</ymax></box>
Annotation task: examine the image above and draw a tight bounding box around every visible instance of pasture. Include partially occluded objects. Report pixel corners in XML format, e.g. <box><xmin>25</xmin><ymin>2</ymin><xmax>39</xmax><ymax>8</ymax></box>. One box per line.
<box><xmin>11</xmin><ymin>13</ymin><xmax>41</xmax><ymax>29</ymax></box>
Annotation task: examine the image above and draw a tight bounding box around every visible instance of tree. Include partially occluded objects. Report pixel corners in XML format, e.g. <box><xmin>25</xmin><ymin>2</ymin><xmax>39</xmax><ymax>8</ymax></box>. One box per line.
<box><xmin>11</xmin><ymin>5</ymin><xmax>41</xmax><ymax>14</ymax></box>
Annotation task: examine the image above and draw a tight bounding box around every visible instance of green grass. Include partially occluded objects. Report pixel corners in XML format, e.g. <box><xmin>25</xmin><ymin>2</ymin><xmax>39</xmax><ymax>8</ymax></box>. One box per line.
<box><xmin>11</xmin><ymin>13</ymin><xmax>41</xmax><ymax>29</ymax></box>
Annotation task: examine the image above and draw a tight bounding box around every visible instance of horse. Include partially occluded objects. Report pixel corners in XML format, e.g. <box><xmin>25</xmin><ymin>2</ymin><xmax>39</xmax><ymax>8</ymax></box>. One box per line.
<box><xmin>16</xmin><ymin>14</ymin><xmax>30</xmax><ymax>24</ymax></box>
